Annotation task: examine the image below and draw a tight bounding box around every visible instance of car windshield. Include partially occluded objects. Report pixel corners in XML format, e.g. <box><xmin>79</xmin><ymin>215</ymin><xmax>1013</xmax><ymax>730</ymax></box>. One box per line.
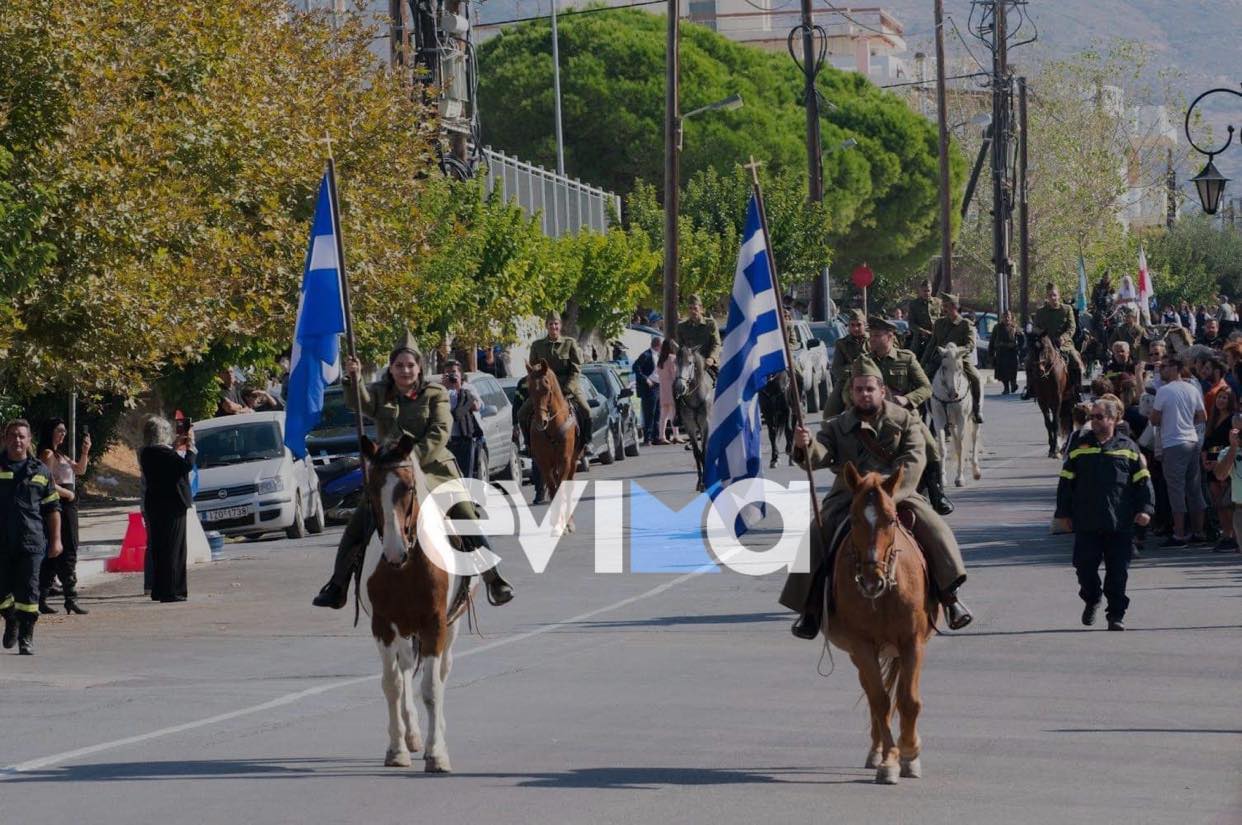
<box><xmin>196</xmin><ymin>421</ymin><xmax>284</xmax><ymax>468</ymax></box>
<box><xmin>584</xmin><ymin>370</ymin><xmax>610</xmax><ymax>397</ymax></box>
<box><xmin>313</xmin><ymin>390</ymin><xmax>355</xmax><ymax>430</ymax></box>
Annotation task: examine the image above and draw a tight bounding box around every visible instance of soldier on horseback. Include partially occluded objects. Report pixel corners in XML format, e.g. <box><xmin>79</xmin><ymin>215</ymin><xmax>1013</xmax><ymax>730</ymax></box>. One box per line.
<box><xmin>825</xmin><ymin>309</ymin><xmax>870</xmax><ymax>417</ymax></box>
<box><xmin>1023</xmin><ymin>283</ymin><xmax>1085</xmax><ymax>402</ymax></box>
<box><xmin>674</xmin><ymin>294</ymin><xmax>722</xmax><ymax>385</ymax></box>
<box><xmin>920</xmin><ymin>293</ymin><xmax>983</xmax><ymax>424</ymax></box>
<box><xmin>907</xmin><ymin>280</ymin><xmax>941</xmax><ymax>358</ymax></box>
<box><xmin>517</xmin><ymin>313</ymin><xmax>592</xmax><ymax>451</ymax></box>
<box><xmin>781</xmin><ymin>357</ymin><xmax>973</xmax><ymax>640</ymax></box>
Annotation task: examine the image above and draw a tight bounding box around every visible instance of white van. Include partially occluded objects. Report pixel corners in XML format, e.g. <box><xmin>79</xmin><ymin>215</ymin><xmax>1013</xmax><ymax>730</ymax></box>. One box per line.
<box><xmin>192</xmin><ymin>412</ymin><xmax>325</xmax><ymax>539</ymax></box>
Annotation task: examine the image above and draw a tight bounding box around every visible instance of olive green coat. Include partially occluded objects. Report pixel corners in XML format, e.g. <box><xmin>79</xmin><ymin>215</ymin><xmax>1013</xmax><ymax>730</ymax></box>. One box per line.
<box><xmin>921</xmin><ymin>315</ymin><xmax>976</xmax><ymax>365</ymax></box>
<box><xmin>525</xmin><ymin>335</ymin><xmax>589</xmax><ymax>414</ymax></box>
<box><xmin>675</xmin><ymin>318</ymin><xmax>722</xmax><ymax>366</ymax></box>
<box><xmin>344</xmin><ymin>376</ymin><xmax>463</xmax><ymax>492</ymax></box>
<box><xmin>1032</xmin><ymin>303</ymin><xmax>1077</xmax><ymax>349</ymax></box>
<box><xmin>908</xmin><ymin>296</ymin><xmax>941</xmax><ymax>353</ymax></box>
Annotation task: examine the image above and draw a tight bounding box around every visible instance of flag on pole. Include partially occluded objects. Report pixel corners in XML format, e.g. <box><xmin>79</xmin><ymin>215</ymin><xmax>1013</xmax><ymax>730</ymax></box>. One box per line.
<box><xmin>703</xmin><ymin>194</ymin><xmax>790</xmax><ymax>498</ymax></box>
<box><xmin>1136</xmin><ymin>245</ymin><xmax>1153</xmax><ymax>325</ymax></box>
<box><xmin>1075</xmin><ymin>255</ymin><xmax>1089</xmax><ymax>313</ymax></box>
<box><xmin>283</xmin><ymin>172</ymin><xmax>347</xmax><ymax>459</ymax></box>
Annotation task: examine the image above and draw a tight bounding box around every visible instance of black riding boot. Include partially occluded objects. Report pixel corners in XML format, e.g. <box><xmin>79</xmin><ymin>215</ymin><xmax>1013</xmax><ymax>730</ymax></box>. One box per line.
<box><xmin>970</xmin><ymin>381</ymin><xmax>984</xmax><ymax>424</ymax></box>
<box><xmin>1</xmin><ymin>606</ymin><xmax>16</xmax><ymax>650</ymax></box>
<box><xmin>791</xmin><ymin>566</ymin><xmax>827</xmax><ymax>640</ymax></box>
<box><xmin>17</xmin><ymin>612</ymin><xmax>36</xmax><ymax>655</ymax></box>
<box><xmin>924</xmin><ymin>461</ymin><xmax>954</xmax><ymax>516</ymax></box>
<box><xmin>574</xmin><ymin>403</ymin><xmax>591</xmax><ymax>450</ymax></box>
<box><xmin>460</xmin><ymin>534</ymin><xmax>514</xmax><ymax>606</ymax></box>
<box><xmin>942</xmin><ymin>591</ymin><xmax>973</xmax><ymax>630</ymax></box>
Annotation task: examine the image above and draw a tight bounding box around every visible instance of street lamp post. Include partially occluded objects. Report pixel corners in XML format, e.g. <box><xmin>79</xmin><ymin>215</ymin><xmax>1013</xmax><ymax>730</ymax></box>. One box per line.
<box><xmin>1185</xmin><ymin>85</ymin><xmax>1240</xmax><ymax>215</ymax></box>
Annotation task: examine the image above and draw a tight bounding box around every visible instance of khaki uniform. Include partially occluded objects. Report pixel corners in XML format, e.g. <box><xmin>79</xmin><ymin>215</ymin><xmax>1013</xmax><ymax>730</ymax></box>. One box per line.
<box><xmin>921</xmin><ymin>315</ymin><xmax>982</xmax><ymax>407</ymax></box>
<box><xmin>1030</xmin><ymin>302</ymin><xmax>1085</xmax><ymax>377</ymax></box>
<box><xmin>778</xmin><ymin>401</ymin><xmax>967</xmax><ymax>612</ymax></box>
<box><xmin>824</xmin><ymin>334</ymin><xmax>870</xmax><ymax>416</ymax></box>
<box><xmin>517</xmin><ymin>336</ymin><xmax>589</xmax><ymax>424</ymax></box>
<box><xmin>908</xmin><ymin>296</ymin><xmax>941</xmax><ymax>356</ymax></box>
<box><xmin>867</xmin><ymin>348</ymin><xmax>941</xmax><ymax>463</ymax></box>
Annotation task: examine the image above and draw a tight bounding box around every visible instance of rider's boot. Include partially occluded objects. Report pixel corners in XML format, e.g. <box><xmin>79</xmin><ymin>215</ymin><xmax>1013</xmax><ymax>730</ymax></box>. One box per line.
<box><xmin>574</xmin><ymin>402</ymin><xmax>591</xmax><ymax>451</ymax></box>
<box><xmin>791</xmin><ymin>566</ymin><xmax>827</xmax><ymax>640</ymax></box>
<box><xmin>461</xmin><ymin>534</ymin><xmax>514</xmax><ymax>606</ymax></box>
<box><xmin>970</xmin><ymin>379</ymin><xmax>984</xmax><ymax>425</ymax></box>
<box><xmin>942</xmin><ymin>590</ymin><xmax>973</xmax><ymax>630</ymax></box>
<box><xmin>924</xmin><ymin>462</ymin><xmax>954</xmax><ymax>516</ymax></box>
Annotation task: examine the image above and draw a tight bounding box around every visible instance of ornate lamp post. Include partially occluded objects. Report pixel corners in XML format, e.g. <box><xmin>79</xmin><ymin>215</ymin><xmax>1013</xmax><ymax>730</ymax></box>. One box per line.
<box><xmin>1185</xmin><ymin>86</ymin><xmax>1240</xmax><ymax>215</ymax></box>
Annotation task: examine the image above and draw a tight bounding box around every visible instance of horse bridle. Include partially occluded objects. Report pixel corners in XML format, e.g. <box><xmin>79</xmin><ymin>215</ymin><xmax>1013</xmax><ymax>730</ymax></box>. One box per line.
<box><xmin>531</xmin><ymin>377</ymin><xmax>574</xmax><ymax>442</ymax></box>
<box><xmin>675</xmin><ymin>355</ymin><xmax>707</xmax><ymax>410</ymax></box>
<box><xmin>845</xmin><ymin>529</ymin><xmax>903</xmax><ymax>600</ymax></box>
<box><xmin>367</xmin><ymin>458</ymin><xmax>418</xmax><ymax>562</ymax></box>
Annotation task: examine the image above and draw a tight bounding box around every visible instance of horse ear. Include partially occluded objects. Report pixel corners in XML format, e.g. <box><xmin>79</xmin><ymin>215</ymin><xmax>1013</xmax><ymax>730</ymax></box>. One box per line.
<box><xmin>842</xmin><ymin>461</ymin><xmax>862</xmax><ymax>492</ymax></box>
<box><xmin>396</xmin><ymin>433</ymin><xmax>416</xmax><ymax>458</ymax></box>
<box><xmin>526</xmin><ymin>360</ymin><xmax>535</xmax><ymax>373</ymax></box>
<box><xmin>882</xmin><ymin>466</ymin><xmax>904</xmax><ymax>498</ymax></box>
<box><xmin>938</xmin><ymin>346</ymin><xmax>948</xmax><ymax>358</ymax></box>
<box><xmin>360</xmin><ymin>435</ymin><xmax>378</xmax><ymax>459</ymax></box>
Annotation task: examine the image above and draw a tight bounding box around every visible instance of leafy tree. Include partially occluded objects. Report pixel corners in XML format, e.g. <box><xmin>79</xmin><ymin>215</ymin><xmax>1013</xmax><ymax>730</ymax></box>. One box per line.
<box><xmin>1146</xmin><ymin>217</ymin><xmax>1242</xmax><ymax>307</ymax></box>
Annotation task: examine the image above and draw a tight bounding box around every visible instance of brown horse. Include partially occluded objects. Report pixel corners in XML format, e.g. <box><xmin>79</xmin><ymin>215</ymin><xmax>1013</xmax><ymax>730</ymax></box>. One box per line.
<box><xmin>526</xmin><ymin>359</ymin><xmax>582</xmax><ymax>534</ymax></box>
<box><xmin>824</xmin><ymin>463</ymin><xmax>939</xmax><ymax>785</ymax></box>
<box><xmin>1031</xmin><ymin>335</ymin><xmax>1073</xmax><ymax>458</ymax></box>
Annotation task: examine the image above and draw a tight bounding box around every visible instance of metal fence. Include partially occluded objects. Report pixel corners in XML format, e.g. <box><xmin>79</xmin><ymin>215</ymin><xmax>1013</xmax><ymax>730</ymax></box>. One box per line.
<box><xmin>481</xmin><ymin>147</ymin><xmax>621</xmax><ymax>238</ymax></box>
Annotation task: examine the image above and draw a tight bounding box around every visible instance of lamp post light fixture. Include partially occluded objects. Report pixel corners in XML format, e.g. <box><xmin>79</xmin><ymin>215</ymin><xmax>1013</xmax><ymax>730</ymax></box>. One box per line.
<box><xmin>677</xmin><ymin>93</ymin><xmax>743</xmax><ymax>150</ymax></box>
<box><xmin>1184</xmin><ymin>85</ymin><xmax>1241</xmax><ymax>215</ymax></box>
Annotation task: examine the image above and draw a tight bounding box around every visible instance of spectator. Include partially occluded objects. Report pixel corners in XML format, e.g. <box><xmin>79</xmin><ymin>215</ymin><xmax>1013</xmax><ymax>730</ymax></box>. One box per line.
<box><xmin>1141</xmin><ymin>339</ymin><xmax>1167</xmax><ymax>385</ymax></box>
<box><xmin>139</xmin><ymin>416</ymin><xmax>195</xmax><ymax>603</ymax></box>
<box><xmin>1179</xmin><ymin>301</ymin><xmax>1196</xmax><ymax>333</ymax></box>
<box><xmin>1224</xmin><ymin>340</ymin><xmax>1242</xmax><ymax>397</ymax></box>
<box><xmin>1160</xmin><ymin>305</ymin><xmax>1179</xmax><ymax>325</ymax></box>
<box><xmin>442</xmin><ymin>360</ymin><xmax>484</xmax><ymax>479</ymax></box>
<box><xmin>1150</xmin><ymin>357</ymin><xmax>1207</xmax><ymax>547</ymax></box>
<box><xmin>633</xmin><ymin>335</ymin><xmax>661</xmax><ymax>445</ymax></box>
<box><xmin>1195</xmin><ymin>304</ymin><xmax>1209</xmax><ymax>332</ymax></box>
<box><xmin>1211</xmin><ymin>415</ymin><xmax>1242</xmax><ymax>554</ymax></box>
<box><xmin>36</xmin><ymin>418</ymin><xmax>91</xmax><ymax>616</ymax></box>
<box><xmin>1197</xmin><ymin>354</ymin><xmax>1229</xmax><ymax>413</ymax></box>
<box><xmin>244</xmin><ymin>388</ymin><xmax>285</xmax><ymax>412</ymax></box>
<box><xmin>1055</xmin><ymin>394</ymin><xmax>1154</xmax><ymax>631</ymax></box>
<box><xmin>656</xmin><ymin>338</ymin><xmax>681</xmax><ymax>445</ymax></box>
<box><xmin>216</xmin><ymin>368</ymin><xmax>248</xmax><ymax>416</ymax></box>
<box><xmin>1219</xmin><ymin>295</ymin><xmax>1238</xmax><ymax>322</ymax></box>
<box><xmin>1202</xmin><ymin>388</ymin><xmax>1237</xmax><ymax>551</ymax></box>
<box><xmin>1104</xmin><ymin>341</ymin><xmax>1137</xmax><ymax>378</ymax></box>
<box><xmin>1197</xmin><ymin>317</ymin><xmax>1224</xmax><ymax>348</ymax></box>
<box><xmin>989</xmin><ymin>311</ymin><xmax>1021</xmax><ymax>395</ymax></box>
<box><xmin>1116</xmin><ymin>375</ymin><xmax>1147</xmax><ymax>441</ymax></box>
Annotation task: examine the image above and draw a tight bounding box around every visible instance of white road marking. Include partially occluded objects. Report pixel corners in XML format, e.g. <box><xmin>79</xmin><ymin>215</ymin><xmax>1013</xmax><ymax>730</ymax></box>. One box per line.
<box><xmin>2</xmin><ymin>553</ymin><xmax>732</xmax><ymax>776</ymax></box>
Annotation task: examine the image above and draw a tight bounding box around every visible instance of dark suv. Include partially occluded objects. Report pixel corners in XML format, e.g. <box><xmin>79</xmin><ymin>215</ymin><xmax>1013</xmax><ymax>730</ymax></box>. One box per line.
<box><xmin>581</xmin><ymin>362</ymin><xmax>641</xmax><ymax>463</ymax></box>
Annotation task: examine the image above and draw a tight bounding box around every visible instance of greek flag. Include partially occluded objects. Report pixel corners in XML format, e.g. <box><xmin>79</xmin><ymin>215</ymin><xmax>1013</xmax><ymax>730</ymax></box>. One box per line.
<box><xmin>703</xmin><ymin>194</ymin><xmax>790</xmax><ymax>495</ymax></box>
<box><xmin>283</xmin><ymin>172</ymin><xmax>347</xmax><ymax>459</ymax></box>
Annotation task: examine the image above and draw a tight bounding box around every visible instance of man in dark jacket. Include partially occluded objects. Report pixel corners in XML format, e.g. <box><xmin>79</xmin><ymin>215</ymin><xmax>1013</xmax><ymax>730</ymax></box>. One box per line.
<box><xmin>1055</xmin><ymin>394</ymin><xmax>1154</xmax><ymax>631</ymax></box>
<box><xmin>632</xmin><ymin>336</ymin><xmax>661</xmax><ymax>444</ymax></box>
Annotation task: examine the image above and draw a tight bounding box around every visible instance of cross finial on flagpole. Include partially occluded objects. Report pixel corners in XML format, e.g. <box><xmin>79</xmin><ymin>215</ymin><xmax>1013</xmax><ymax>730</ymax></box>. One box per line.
<box><xmin>320</xmin><ymin>131</ymin><xmax>335</xmax><ymax>161</ymax></box>
<box><xmin>744</xmin><ymin>155</ymin><xmax>764</xmax><ymax>185</ymax></box>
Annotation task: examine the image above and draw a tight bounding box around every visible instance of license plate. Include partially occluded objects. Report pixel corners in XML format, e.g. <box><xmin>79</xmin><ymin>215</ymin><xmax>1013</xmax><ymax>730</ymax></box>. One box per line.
<box><xmin>202</xmin><ymin>506</ymin><xmax>250</xmax><ymax>523</ymax></box>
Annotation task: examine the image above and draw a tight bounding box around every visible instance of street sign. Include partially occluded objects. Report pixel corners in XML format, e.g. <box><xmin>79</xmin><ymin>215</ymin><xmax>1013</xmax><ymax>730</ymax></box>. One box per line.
<box><xmin>851</xmin><ymin>263</ymin><xmax>874</xmax><ymax>290</ymax></box>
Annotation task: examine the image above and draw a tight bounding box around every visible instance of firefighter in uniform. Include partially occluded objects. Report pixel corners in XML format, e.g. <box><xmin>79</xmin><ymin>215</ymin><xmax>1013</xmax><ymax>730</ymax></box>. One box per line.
<box><xmin>921</xmin><ymin>293</ymin><xmax>984</xmax><ymax>424</ymax></box>
<box><xmin>1</xmin><ymin>419</ymin><xmax>62</xmax><ymax>655</ymax></box>
<box><xmin>674</xmin><ymin>294</ymin><xmax>723</xmax><ymax>387</ymax></box>
<box><xmin>517</xmin><ymin>313</ymin><xmax>592</xmax><ymax>446</ymax></box>
<box><xmin>824</xmin><ymin>308</ymin><xmax>870</xmax><ymax>417</ymax></box>
<box><xmin>908</xmin><ymin>280</ymin><xmax>941</xmax><ymax>357</ymax></box>
<box><xmin>781</xmin><ymin>357</ymin><xmax>973</xmax><ymax>639</ymax></box>
<box><xmin>1025</xmin><ymin>282</ymin><xmax>1085</xmax><ymax>402</ymax></box>
<box><xmin>863</xmin><ymin>316</ymin><xmax>954</xmax><ymax>515</ymax></box>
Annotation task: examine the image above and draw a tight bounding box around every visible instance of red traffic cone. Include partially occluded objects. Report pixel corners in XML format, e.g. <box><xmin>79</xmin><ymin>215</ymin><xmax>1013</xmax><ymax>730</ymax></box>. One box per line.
<box><xmin>106</xmin><ymin>512</ymin><xmax>148</xmax><ymax>573</ymax></box>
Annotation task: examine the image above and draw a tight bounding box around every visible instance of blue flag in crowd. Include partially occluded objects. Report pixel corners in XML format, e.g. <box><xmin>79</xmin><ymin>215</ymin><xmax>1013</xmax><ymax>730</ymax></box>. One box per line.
<box><xmin>702</xmin><ymin>194</ymin><xmax>790</xmax><ymax>509</ymax></box>
<box><xmin>283</xmin><ymin>172</ymin><xmax>347</xmax><ymax>459</ymax></box>
<box><xmin>1075</xmin><ymin>254</ymin><xmax>1089</xmax><ymax>313</ymax></box>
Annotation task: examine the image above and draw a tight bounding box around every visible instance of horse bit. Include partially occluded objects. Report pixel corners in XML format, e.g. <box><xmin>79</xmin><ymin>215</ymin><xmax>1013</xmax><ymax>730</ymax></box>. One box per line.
<box><xmin>847</xmin><ymin>538</ymin><xmax>902</xmax><ymax>601</ymax></box>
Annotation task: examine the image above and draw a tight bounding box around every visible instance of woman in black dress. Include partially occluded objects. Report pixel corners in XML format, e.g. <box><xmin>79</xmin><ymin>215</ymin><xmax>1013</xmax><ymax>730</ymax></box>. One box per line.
<box><xmin>138</xmin><ymin>416</ymin><xmax>195</xmax><ymax>602</ymax></box>
<box><xmin>989</xmin><ymin>311</ymin><xmax>1022</xmax><ymax>395</ymax></box>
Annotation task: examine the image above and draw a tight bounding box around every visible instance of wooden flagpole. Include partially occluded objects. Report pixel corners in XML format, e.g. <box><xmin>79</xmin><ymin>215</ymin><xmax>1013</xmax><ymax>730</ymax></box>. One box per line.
<box><xmin>744</xmin><ymin>156</ymin><xmax>822</xmax><ymax>534</ymax></box>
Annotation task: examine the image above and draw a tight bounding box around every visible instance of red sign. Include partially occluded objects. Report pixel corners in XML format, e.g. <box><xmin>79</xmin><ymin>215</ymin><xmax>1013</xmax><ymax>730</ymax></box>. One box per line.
<box><xmin>851</xmin><ymin>263</ymin><xmax>874</xmax><ymax>290</ymax></box>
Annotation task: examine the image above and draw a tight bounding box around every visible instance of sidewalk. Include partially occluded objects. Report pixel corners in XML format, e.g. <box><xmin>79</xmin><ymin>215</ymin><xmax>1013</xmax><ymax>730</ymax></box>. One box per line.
<box><xmin>76</xmin><ymin>501</ymin><xmax>140</xmax><ymax>583</ymax></box>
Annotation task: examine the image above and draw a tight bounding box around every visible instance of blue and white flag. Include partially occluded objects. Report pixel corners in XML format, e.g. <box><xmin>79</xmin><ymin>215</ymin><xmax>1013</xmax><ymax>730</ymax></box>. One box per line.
<box><xmin>283</xmin><ymin>172</ymin><xmax>347</xmax><ymax>459</ymax></box>
<box><xmin>1075</xmin><ymin>254</ymin><xmax>1089</xmax><ymax>314</ymax></box>
<box><xmin>703</xmin><ymin>194</ymin><xmax>790</xmax><ymax>500</ymax></box>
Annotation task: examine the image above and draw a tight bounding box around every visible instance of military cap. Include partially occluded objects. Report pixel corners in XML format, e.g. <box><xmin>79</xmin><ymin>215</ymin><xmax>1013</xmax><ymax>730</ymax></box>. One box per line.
<box><xmin>847</xmin><ymin>308</ymin><xmax>867</xmax><ymax>323</ymax></box>
<box><xmin>544</xmin><ymin>311</ymin><xmax>562</xmax><ymax>324</ymax></box>
<box><xmin>868</xmin><ymin>315</ymin><xmax>897</xmax><ymax>333</ymax></box>
<box><xmin>686</xmin><ymin>293</ymin><xmax>704</xmax><ymax>307</ymax></box>
<box><xmin>850</xmin><ymin>355</ymin><xmax>884</xmax><ymax>381</ymax></box>
<box><xmin>940</xmin><ymin>292</ymin><xmax>960</xmax><ymax>307</ymax></box>
<box><xmin>390</xmin><ymin>329</ymin><xmax>421</xmax><ymax>362</ymax></box>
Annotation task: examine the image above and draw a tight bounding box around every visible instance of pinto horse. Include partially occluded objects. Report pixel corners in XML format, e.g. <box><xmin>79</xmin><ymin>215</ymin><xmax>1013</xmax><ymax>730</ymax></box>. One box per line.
<box><xmin>824</xmin><ymin>463</ymin><xmax>939</xmax><ymax>785</ymax></box>
<box><xmin>674</xmin><ymin>347</ymin><xmax>713</xmax><ymax>491</ymax></box>
<box><xmin>526</xmin><ymin>359</ymin><xmax>582</xmax><ymax>535</ymax></box>
<box><xmin>359</xmin><ymin>434</ymin><xmax>475</xmax><ymax>774</ymax></box>
<box><xmin>1031</xmin><ymin>335</ymin><xmax>1072</xmax><ymax>458</ymax></box>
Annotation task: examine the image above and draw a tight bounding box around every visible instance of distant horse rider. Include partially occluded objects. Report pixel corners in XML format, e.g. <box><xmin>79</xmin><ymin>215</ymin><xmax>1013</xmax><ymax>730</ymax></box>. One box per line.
<box><xmin>674</xmin><ymin>294</ymin><xmax>722</xmax><ymax>384</ymax></box>
<box><xmin>908</xmin><ymin>280</ymin><xmax>941</xmax><ymax>358</ymax></box>
<box><xmin>1024</xmin><ymin>282</ymin><xmax>1085</xmax><ymax>402</ymax></box>
<box><xmin>824</xmin><ymin>308</ymin><xmax>870</xmax><ymax>417</ymax></box>
<box><xmin>517</xmin><ymin>313</ymin><xmax>592</xmax><ymax>449</ymax></box>
<box><xmin>921</xmin><ymin>293</ymin><xmax>983</xmax><ymax>424</ymax></box>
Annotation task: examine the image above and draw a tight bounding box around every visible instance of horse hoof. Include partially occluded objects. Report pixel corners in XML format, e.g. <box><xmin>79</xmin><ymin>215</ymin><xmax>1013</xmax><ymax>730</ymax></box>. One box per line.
<box><xmin>384</xmin><ymin>747</ymin><xmax>412</xmax><ymax>768</ymax></box>
<box><xmin>424</xmin><ymin>755</ymin><xmax>452</xmax><ymax>774</ymax></box>
<box><xmin>769</xmin><ymin>459</ymin><xmax>777</xmax><ymax>469</ymax></box>
<box><xmin>900</xmin><ymin>757</ymin><xmax>922</xmax><ymax>778</ymax></box>
<box><xmin>973</xmin><ymin>470</ymin><xmax>982</xmax><ymax>481</ymax></box>
<box><xmin>875</xmin><ymin>764</ymin><xmax>900</xmax><ymax>785</ymax></box>
<box><xmin>864</xmin><ymin>750</ymin><xmax>883</xmax><ymax>769</ymax></box>
<box><xmin>405</xmin><ymin>733</ymin><xmax>423</xmax><ymax>753</ymax></box>
<box><xmin>954</xmin><ymin>479</ymin><xmax>964</xmax><ymax>488</ymax></box>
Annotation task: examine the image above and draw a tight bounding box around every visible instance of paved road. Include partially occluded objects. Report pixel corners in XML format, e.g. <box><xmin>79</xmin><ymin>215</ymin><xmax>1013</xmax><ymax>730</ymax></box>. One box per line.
<box><xmin>3</xmin><ymin>388</ymin><xmax>1240</xmax><ymax>824</ymax></box>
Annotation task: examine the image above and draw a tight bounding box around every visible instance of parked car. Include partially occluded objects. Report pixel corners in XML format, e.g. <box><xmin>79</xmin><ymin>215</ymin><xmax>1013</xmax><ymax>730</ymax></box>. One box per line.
<box><xmin>314</xmin><ymin>456</ymin><xmax>363</xmax><ymax>524</ymax></box>
<box><xmin>974</xmin><ymin>312</ymin><xmax>999</xmax><ymax>367</ymax></box>
<box><xmin>582</xmin><ymin>362</ymin><xmax>641</xmax><ymax>461</ymax></box>
<box><xmin>304</xmin><ymin>384</ymin><xmax>376</xmax><ymax>463</ymax></box>
<box><xmin>193</xmin><ymin>412</ymin><xmax>325</xmax><ymax>539</ymax></box>
<box><xmin>580</xmin><ymin>378</ymin><xmax>614</xmax><ymax>464</ymax></box>
<box><xmin>786</xmin><ymin>319</ymin><xmax>831</xmax><ymax>413</ymax></box>
<box><xmin>496</xmin><ymin>375</ymin><xmax>532</xmax><ymax>483</ymax></box>
<box><xmin>427</xmin><ymin>371</ymin><xmax>522</xmax><ymax>483</ymax></box>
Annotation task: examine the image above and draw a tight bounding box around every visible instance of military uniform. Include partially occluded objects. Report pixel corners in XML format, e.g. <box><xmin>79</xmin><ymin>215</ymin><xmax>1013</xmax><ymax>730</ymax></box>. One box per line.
<box><xmin>1</xmin><ymin>453</ymin><xmax>60</xmax><ymax>654</ymax></box>
<box><xmin>908</xmin><ymin>294</ymin><xmax>941</xmax><ymax>356</ymax></box>
<box><xmin>1029</xmin><ymin>301</ymin><xmax>1085</xmax><ymax>390</ymax></box>
<box><xmin>921</xmin><ymin>297</ymin><xmax>983</xmax><ymax>422</ymax></box>
<box><xmin>518</xmin><ymin>335</ymin><xmax>589</xmax><ymax>424</ymax></box>
<box><xmin>675</xmin><ymin>316</ymin><xmax>722</xmax><ymax>390</ymax></box>
<box><xmin>825</xmin><ymin>310</ymin><xmax>871</xmax><ymax>416</ymax></box>
<box><xmin>314</xmin><ymin>333</ymin><xmax>513</xmax><ymax>609</ymax></box>
<box><xmin>779</xmin><ymin>395</ymin><xmax>968</xmax><ymax>624</ymax></box>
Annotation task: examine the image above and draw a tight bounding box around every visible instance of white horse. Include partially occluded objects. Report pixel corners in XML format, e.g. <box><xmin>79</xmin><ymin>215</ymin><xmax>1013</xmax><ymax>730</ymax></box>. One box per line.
<box><xmin>358</xmin><ymin>434</ymin><xmax>474</xmax><ymax>774</ymax></box>
<box><xmin>930</xmin><ymin>343</ymin><xmax>982</xmax><ymax>487</ymax></box>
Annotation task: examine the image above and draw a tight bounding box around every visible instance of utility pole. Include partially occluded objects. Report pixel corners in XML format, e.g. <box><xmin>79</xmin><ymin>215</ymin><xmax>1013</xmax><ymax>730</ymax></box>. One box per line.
<box><xmin>933</xmin><ymin>0</ymin><xmax>954</xmax><ymax>295</ymax></box>
<box><xmin>793</xmin><ymin>0</ymin><xmax>827</xmax><ymax>319</ymax></box>
<box><xmin>662</xmin><ymin>0</ymin><xmax>680</xmax><ymax>332</ymax></box>
<box><xmin>1165</xmin><ymin>146</ymin><xmax>1176</xmax><ymax>229</ymax></box>
<box><xmin>989</xmin><ymin>0</ymin><xmax>1012</xmax><ymax>316</ymax></box>
<box><xmin>1018</xmin><ymin>75</ymin><xmax>1030</xmax><ymax>326</ymax></box>
<box><xmin>551</xmin><ymin>0</ymin><xmax>566</xmax><ymax>176</ymax></box>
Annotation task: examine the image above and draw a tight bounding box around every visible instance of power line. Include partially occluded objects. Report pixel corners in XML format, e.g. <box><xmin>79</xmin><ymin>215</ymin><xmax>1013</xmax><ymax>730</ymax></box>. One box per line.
<box><xmin>478</xmin><ymin>0</ymin><xmax>665</xmax><ymax>27</ymax></box>
<box><xmin>946</xmin><ymin>15</ymin><xmax>988</xmax><ymax>74</ymax></box>
<box><xmin>880</xmin><ymin>71</ymin><xmax>986</xmax><ymax>89</ymax></box>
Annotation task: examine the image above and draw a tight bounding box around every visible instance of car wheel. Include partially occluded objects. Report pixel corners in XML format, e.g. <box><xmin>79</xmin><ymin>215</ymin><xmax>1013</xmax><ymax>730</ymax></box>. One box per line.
<box><xmin>501</xmin><ymin>441</ymin><xmax>521</xmax><ymax>481</ymax></box>
<box><xmin>612</xmin><ymin>422</ymin><xmax>625</xmax><ymax>462</ymax></box>
<box><xmin>306</xmin><ymin>490</ymin><xmax>326</xmax><ymax>534</ymax></box>
<box><xmin>598</xmin><ymin>426</ymin><xmax>615</xmax><ymax>465</ymax></box>
<box><xmin>625</xmin><ymin>418</ymin><xmax>640</xmax><ymax>457</ymax></box>
<box><xmin>285</xmin><ymin>492</ymin><xmax>307</xmax><ymax>540</ymax></box>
